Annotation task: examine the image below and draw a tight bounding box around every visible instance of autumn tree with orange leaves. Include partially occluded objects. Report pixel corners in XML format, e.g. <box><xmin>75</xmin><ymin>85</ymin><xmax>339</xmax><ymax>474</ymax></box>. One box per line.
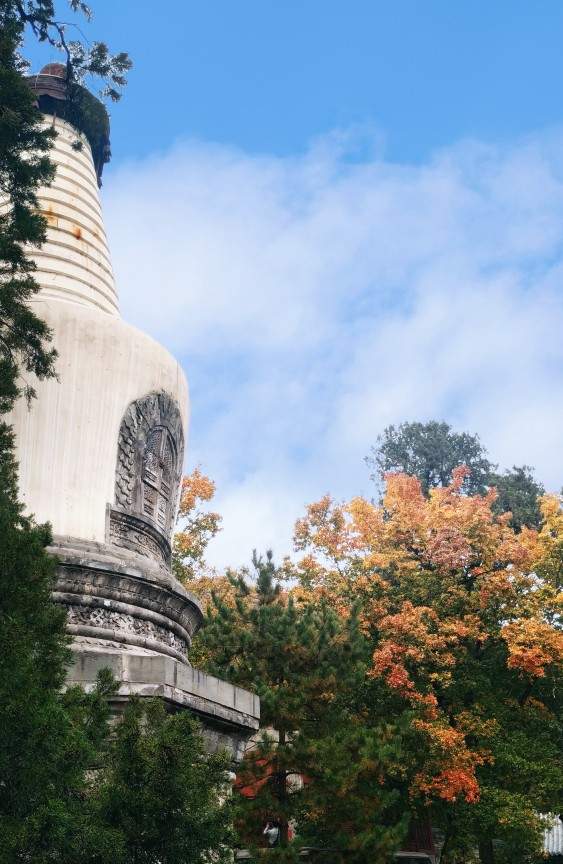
<box><xmin>173</xmin><ymin>468</ymin><xmax>222</xmax><ymax>584</ymax></box>
<box><xmin>294</xmin><ymin>467</ymin><xmax>563</xmax><ymax>864</ymax></box>
<box><xmin>174</xmin><ymin>476</ymin><xmax>413</xmax><ymax>861</ymax></box>
<box><xmin>173</xmin><ymin>468</ymin><xmax>237</xmax><ymax>603</ymax></box>
<box><xmin>174</xmin><ymin>465</ymin><xmax>563</xmax><ymax>863</ymax></box>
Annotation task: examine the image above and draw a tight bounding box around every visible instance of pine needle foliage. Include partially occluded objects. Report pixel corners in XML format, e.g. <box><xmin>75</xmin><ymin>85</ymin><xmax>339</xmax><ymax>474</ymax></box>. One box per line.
<box><xmin>0</xmin><ymin>7</ymin><xmax>57</xmax><ymax>410</ymax></box>
<box><xmin>88</xmin><ymin>696</ymin><xmax>234</xmax><ymax>864</ymax></box>
<box><xmin>198</xmin><ymin>552</ymin><xmax>410</xmax><ymax>862</ymax></box>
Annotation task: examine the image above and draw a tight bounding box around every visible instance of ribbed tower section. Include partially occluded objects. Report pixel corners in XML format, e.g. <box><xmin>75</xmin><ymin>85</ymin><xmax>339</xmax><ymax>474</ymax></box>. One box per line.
<box><xmin>30</xmin><ymin>117</ymin><xmax>119</xmax><ymax>315</ymax></box>
<box><xmin>5</xmin><ymin>66</ymin><xmax>258</xmax><ymax>759</ymax></box>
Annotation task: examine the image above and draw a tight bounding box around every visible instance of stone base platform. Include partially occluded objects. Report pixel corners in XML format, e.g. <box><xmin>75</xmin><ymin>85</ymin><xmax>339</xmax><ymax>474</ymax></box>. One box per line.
<box><xmin>51</xmin><ymin>538</ymin><xmax>260</xmax><ymax>764</ymax></box>
<box><xmin>69</xmin><ymin>645</ymin><xmax>260</xmax><ymax>764</ymax></box>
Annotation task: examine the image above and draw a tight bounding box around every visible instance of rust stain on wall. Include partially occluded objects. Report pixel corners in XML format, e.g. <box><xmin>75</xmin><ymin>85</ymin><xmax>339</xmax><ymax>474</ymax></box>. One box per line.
<box><xmin>44</xmin><ymin>205</ymin><xmax>58</xmax><ymax>226</ymax></box>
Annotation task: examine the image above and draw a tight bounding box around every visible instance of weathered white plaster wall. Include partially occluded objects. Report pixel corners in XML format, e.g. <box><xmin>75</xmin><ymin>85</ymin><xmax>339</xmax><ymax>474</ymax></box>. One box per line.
<box><xmin>7</xmin><ymin>115</ymin><xmax>189</xmax><ymax>543</ymax></box>
<box><xmin>8</xmin><ymin>297</ymin><xmax>189</xmax><ymax>542</ymax></box>
<box><xmin>5</xmin><ymin>88</ymin><xmax>259</xmax><ymax>744</ymax></box>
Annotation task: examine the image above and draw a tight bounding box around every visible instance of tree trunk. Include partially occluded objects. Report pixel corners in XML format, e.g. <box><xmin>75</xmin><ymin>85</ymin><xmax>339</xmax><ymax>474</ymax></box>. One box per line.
<box><xmin>278</xmin><ymin>727</ymin><xmax>289</xmax><ymax>846</ymax></box>
<box><xmin>439</xmin><ymin>836</ymin><xmax>450</xmax><ymax>864</ymax></box>
<box><xmin>478</xmin><ymin>839</ymin><xmax>495</xmax><ymax>864</ymax></box>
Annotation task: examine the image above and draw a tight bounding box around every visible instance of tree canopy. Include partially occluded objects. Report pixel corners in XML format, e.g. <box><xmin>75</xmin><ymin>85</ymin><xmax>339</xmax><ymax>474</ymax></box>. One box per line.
<box><xmin>173</xmin><ymin>468</ymin><xmax>223</xmax><ymax>586</ymax></box>
<box><xmin>294</xmin><ymin>468</ymin><xmax>563</xmax><ymax>863</ymax></box>
<box><xmin>367</xmin><ymin>420</ymin><xmax>544</xmax><ymax>531</ymax></box>
<box><xmin>0</xmin><ymin>6</ymin><xmax>57</xmax><ymax>413</ymax></box>
<box><xmin>197</xmin><ymin>551</ymin><xmax>410</xmax><ymax>862</ymax></box>
<box><xmin>367</xmin><ymin>421</ymin><xmax>493</xmax><ymax>497</ymax></box>
<box><xmin>87</xmin><ymin>696</ymin><xmax>233</xmax><ymax>864</ymax></box>
<box><xmin>179</xmin><ymin>450</ymin><xmax>561</xmax><ymax>863</ymax></box>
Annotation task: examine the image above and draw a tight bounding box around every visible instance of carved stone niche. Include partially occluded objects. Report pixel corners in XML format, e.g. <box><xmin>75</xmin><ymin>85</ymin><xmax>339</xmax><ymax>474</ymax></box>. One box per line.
<box><xmin>108</xmin><ymin>393</ymin><xmax>184</xmax><ymax>566</ymax></box>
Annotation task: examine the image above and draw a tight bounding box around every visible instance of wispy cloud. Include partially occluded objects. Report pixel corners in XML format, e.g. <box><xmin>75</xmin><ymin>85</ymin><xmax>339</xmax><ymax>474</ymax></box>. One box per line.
<box><xmin>103</xmin><ymin>127</ymin><xmax>563</xmax><ymax>569</ymax></box>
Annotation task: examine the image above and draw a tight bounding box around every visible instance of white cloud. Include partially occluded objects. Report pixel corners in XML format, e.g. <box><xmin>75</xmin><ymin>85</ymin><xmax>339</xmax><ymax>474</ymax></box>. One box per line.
<box><xmin>102</xmin><ymin>127</ymin><xmax>563</xmax><ymax>570</ymax></box>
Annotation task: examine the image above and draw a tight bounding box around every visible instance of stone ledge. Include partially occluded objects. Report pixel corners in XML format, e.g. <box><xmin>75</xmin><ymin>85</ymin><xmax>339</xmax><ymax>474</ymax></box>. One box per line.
<box><xmin>115</xmin><ymin>682</ymin><xmax>259</xmax><ymax>733</ymax></box>
<box><xmin>50</xmin><ymin>535</ymin><xmax>199</xmax><ymax>600</ymax></box>
<box><xmin>68</xmin><ymin>648</ymin><xmax>260</xmax><ymax>762</ymax></box>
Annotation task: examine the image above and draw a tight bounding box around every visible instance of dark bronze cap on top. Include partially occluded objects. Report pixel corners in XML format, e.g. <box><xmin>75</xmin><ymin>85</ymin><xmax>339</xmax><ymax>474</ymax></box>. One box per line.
<box><xmin>28</xmin><ymin>63</ymin><xmax>111</xmax><ymax>186</ymax></box>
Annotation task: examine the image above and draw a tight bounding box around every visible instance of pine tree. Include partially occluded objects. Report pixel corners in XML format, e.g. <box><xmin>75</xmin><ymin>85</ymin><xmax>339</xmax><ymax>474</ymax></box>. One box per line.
<box><xmin>0</xmin><ymin>6</ymin><xmax>57</xmax><ymax>411</ymax></box>
<box><xmin>197</xmin><ymin>552</ymin><xmax>409</xmax><ymax>861</ymax></box>
<box><xmin>0</xmin><ymin>0</ymin><xmax>131</xmax><ymax>413</ymax></box>
<box><xmin>0</xmin><ymin>4</ymin><xmax>128</xmax><ymax>858</ymax></box>
<box><xmin>87</xmin><ymin>696</ymin><xmax>233</xmax><ymax>864</ymax></box>
<box><xmin>0</xmin><ymin>481</ymin><xmax>68</xmax><ymax>858</ymax></box>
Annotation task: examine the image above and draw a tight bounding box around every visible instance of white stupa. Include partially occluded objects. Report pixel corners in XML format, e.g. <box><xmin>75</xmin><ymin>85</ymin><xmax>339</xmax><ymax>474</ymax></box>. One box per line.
<box><xmin>6</xmin><ymin>65</ymin><xmax>258</xmax><ymax>757</ymax></box>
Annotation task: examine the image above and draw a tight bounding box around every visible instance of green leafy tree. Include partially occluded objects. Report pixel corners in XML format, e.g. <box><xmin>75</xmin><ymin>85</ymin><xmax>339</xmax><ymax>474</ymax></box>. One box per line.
<box><xmin>490</xmin><ymin>464</ymin><xmax>544</xmax><ymax>532</ymax></box>
<box><xmin>368</xmin><ymin>420</ymin><xmax>544</xmax><ymax>531</ymax></box>
<box><xmin>12</xmin><ymin>1</ymin><xmax>131</xmax><ymax>101</ymax></box>
<box><xmin>0</xmin><ymin>483</ymin><xmax>71</xmax><ymax>859</ymax></box>
<box><xmin>0</xmin><ymin>544</ymin><xmax>117</xmax><ymax>864</ymax></box>
<box><xmin>0</xmin><ymin>7</ymin><xmax>57</xmax><ymax>412</ymax></box>
<box><xmin>367</xmin><ymin>421</ymin><xmax>494</xmax><ymax>497</ymax></box>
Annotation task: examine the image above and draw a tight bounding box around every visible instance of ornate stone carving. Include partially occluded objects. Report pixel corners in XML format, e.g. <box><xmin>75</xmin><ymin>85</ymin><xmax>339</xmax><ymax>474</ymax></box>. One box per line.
<box><xmin>110</xmin><ymin>392</ymin><xmax>184</xmax><ymax>564</ymax></box>
<box><xmin>65</xmin><ymin>604</ymin><xmax>188</xmax><ymax>655</ymax></box>
<box><xmin>109</xmin><ymin>508</ymin><xmax>171</xmax><ymax>562</ymax></box>
<box><xmin>142</xmin><ymin>425</ymin><xmax>176</xmax><ymax>530</ymax></box>
<box><xmin>53</xmin><ymin>549</ymin><xmax>204</xmax><ymax>642</ymax></box>
<box><xmin>52</xmin><ymin>548</ymin><xmax>204</xmax><ymax>664</ymax></box>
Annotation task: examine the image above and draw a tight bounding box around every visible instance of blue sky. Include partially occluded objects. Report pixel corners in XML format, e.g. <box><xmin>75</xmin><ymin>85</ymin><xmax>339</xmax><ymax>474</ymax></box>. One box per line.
<box><xmin>28</xmin><ymin>2</ymin><xmax>563</xmax><ymax>568</ymax></box>
<box><xmin>30</xmin><ymin>1</ymin><xmax>563</xmax><ymax>164</ymax></box>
